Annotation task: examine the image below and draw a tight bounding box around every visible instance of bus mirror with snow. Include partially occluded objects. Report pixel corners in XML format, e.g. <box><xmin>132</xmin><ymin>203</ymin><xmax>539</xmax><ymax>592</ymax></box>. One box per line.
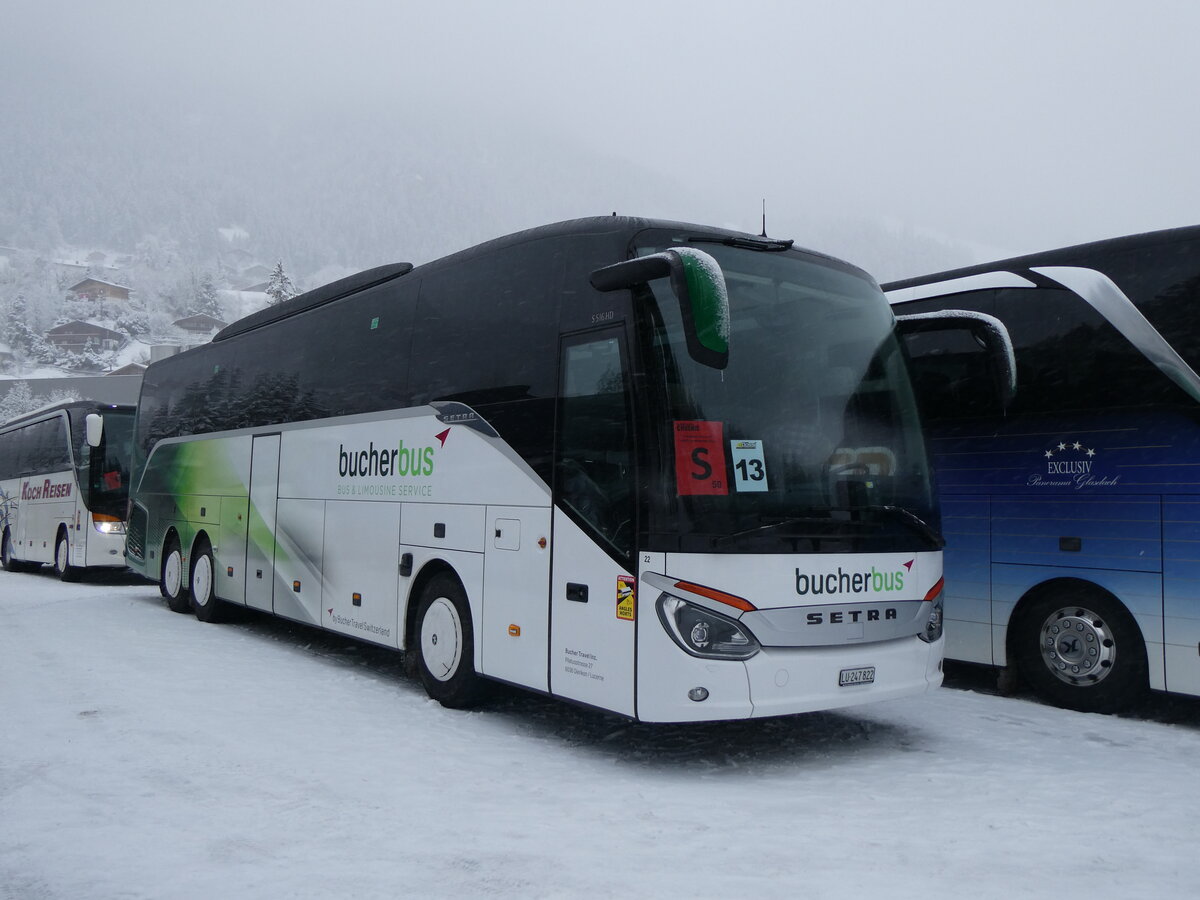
<box><xmin>85</xmin><ymin>413</ymin><xmax>104</xmax><ymax>448</ymax></box>
<box><xmin>895</xmin><ymin>309</ymin><xmax>1017</xmax><ymax>409</ymax></box>
<box><xmin>590</xmin><ymin>247</ymin><xmax>730</xmax><ymax>369</ymax></box>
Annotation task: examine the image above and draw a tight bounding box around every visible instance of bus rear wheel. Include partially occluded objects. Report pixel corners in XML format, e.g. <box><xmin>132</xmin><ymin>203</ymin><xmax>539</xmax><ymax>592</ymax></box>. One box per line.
<box><xmin>160</xmin><ymin>535</ymin><xmax>190</xmax><ymax>614</ymax></box>
<box><xmin>54</xmin><ymin>530</ymin><xmax>81</xmax><ymax>582</ymax></box>
<box><xmin>414</xmin><ymin>573</ymin><xmax>483</xmax><ymax>709</ymax></box>
<box><xmin>2</xmin><ymin>529</ymin><xmax>27</xmax><ymax>573</ymax></box>
<box><xmin>1014</xmin><ymin>588</ymin><xmax>1147</xmax><ymax>713</ymax></box>
<box><xmin>190</xmin><ymin>539</ymin><xmax>225</xmax><ymax>623</ymax></box>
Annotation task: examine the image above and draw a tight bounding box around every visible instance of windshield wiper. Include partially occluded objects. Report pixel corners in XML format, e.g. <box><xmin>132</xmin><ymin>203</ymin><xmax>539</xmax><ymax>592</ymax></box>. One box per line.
<box><xmin>686</xmin><ymin>235</ymin><xmax>795</xmax><ymax>252</ymax></box>
<box><xmin>867</xmin><ymin>506</ymin><xmax>945</xmax><ymax>549</ymax></box>
<box><xmin>715</xmin><ymin>506</ymin><xmax>944</xmax><ymax>549</ymax></box>
<box><xmin>714</xmin><ymin>514</ymin><xmax>852</xmax><ymax>546</ymax></box>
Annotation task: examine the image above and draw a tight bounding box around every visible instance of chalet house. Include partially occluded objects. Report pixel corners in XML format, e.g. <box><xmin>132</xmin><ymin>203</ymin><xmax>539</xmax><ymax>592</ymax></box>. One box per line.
<box><xmin>173</xmin><ymin>314</ymin><xmax>227</xmax><ymax>337</ymax></box>
<box><xmin>48</xmin><ymin>260</ymin><xmax>88</xmax><ymax>280</ymax></box>
<box><xmin>45</xmin><ymin>321</ymin><xmax>126</xmax><ymax>354</ymax></box>
<box><xmin>107</xmin><ymin>362</ymin><xmax>147</xmax><ymax>376</ymax></box>
<box><xmin>67</xmin><ymin>278</ymin><xmax>132</xmax><ymax>303</ymax></box>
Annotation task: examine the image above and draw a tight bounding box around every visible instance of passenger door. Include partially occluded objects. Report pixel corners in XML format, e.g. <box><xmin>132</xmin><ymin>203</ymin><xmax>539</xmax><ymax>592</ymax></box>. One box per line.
<box><xmin>244</xmin><ymin>434</ymin><xmax>281</xmax><ymax>613</ymax></box>
<box><xmin>549</xmin><ymin>331</ymin><xmax>638</xmax><ymax>717</ymax></box>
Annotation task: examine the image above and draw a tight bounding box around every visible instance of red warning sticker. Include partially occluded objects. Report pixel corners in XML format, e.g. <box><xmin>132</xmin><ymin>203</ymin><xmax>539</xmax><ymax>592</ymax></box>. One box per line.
<box><xmin>673</xmin><ymin>420</ymin><xmax>728</xmax><ymax>496</ymax></box>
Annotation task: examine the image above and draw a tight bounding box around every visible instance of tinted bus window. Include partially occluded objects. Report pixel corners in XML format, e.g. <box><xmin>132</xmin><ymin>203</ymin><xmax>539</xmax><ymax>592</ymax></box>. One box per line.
<box><xmin>994</xmin><ymin>287</ymin><xmax>1183</xmax><ymax>413</ymax></box>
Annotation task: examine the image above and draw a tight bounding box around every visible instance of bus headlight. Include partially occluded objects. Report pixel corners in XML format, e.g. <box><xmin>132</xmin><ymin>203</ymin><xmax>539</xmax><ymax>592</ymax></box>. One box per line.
<box><xmin>93</xmin><ymin>514</ymin><xmax>126</xmax><ymax>535</ymax></box>
<box><xmin>919</xmin><ymin>578</ymin><xmax>945</xmax><ymax>643</ymax></box>
<box><xmin>657</xmin><ymin>594</ymin><xmax>760</xmax><ymax>660</ymax></box>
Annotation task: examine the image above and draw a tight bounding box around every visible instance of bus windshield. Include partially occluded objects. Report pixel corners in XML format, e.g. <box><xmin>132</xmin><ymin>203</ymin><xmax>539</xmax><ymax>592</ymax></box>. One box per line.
<box><xmin>636</xmin><ymin>235</ymin><xmax>937</xmax><ymax>554</ymax></box>
<box><xmin>72</xmin><ymin>407</ymin><xmax>135</xmax><ymax>519</ymax></box>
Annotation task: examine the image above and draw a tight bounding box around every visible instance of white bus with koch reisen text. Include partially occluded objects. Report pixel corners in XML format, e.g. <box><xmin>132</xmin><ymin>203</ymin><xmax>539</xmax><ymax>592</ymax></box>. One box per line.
<box><xmin>1</xmin><ymin>400</ymin><xmax>134</xmax><ymax>579</ymax></box>
<box><xmin>124</xmin><ymin>216</ymin><xmax>1002</xmax><ymax>722</ymax></box>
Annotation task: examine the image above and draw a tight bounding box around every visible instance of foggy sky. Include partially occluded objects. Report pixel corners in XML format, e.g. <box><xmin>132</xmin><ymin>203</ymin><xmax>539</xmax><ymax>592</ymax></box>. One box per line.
<box><xmin>7</xmin><ymin>0</ymin><xmax>1199</xmax><ymax>262</ymax></box>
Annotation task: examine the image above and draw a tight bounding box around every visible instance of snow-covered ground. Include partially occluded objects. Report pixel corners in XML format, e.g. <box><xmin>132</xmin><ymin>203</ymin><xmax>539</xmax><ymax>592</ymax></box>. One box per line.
<box><xmin>3</xmin><ymin>570</ymin><xmax>1198</xmax><ymax>900</ymax></box>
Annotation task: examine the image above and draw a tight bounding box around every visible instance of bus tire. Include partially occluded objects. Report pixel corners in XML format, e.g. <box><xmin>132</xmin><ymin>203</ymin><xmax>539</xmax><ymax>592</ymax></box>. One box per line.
<box><xmin>160</xmin><ymin>534</ymin><xmax>190</xmax><ymax>614</ymax></box>
<box><xmin>414</xmin><ymin>573</ymin><xmax>483</xmax><ymax>709</ymax></box>
<box><xmin>1014</xmin><ymin>587</ymin><xmax>1147</xmax><ymax>713</ymax></box>
<box><xmin>54</xmin><ymin>529</ymin><xmax>81</xmax><ymax>582</ymax></box>
<box><xmin>2</xmin><ymin>529</ymin><xmax>28</xmax><ymax>573</ymax></box>
<box><xmin>189</xmin><ymin>539</ymin><xmax>224</xmax><ymax>623</ymax></box>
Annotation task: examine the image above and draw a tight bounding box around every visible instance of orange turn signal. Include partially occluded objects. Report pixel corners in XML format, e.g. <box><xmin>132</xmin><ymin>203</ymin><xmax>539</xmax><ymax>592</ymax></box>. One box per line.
<box><xmin>673</xmin><ymin>580</ymin><xmax>756</xmax><ymax>612</ymax></box>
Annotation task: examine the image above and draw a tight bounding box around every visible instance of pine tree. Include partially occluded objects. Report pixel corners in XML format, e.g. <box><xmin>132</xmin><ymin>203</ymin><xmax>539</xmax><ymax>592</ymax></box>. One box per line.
<box><xmin>191</xmin><ymin>272</ymin><xmax>223</xmax><ymax>318</ymax></box>
<box><xmin>6</xmin><ymin>294</ymin><xmax>43</xmax><ymax>353</ymax></box>
<box><xmin>0</xmin><ymin>381</ymin><xmax>35</xmax><ymax>421</ymax></box>
<box><xmin>266</xmin><ymin>261</ymin><xmax>298</xmax><ymax>306</ymax></box>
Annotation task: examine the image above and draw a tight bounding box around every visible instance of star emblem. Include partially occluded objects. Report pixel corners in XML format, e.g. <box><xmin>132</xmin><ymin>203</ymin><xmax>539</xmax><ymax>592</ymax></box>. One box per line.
<box><xmin>1086</xmin><ymin>448</ymin><xmax>1095</xmax><ymax>457</ymax></box>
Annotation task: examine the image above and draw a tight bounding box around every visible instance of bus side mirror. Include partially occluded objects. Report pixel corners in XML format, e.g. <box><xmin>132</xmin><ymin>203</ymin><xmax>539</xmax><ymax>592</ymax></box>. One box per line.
<box><xmin>590</xmin><ymin>248</ymin><xmax>730</xmax><ymax>369</ymax></box>
<box><xmin>896</xmin><ymin>309</ymin><xmax>1017</xmax><ymax>409</ymax></box>
<box><xmin>85</xmin><ymin>413</ymin><xmax>104</xmax><ymax>448</ymax></box>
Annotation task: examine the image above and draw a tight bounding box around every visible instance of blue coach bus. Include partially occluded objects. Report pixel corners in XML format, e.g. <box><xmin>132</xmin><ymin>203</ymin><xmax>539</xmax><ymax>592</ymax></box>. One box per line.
<box><xmin>884</xmin><ymin>225</ymin><xmax>1200</xmax><ymax>712</ymax></box>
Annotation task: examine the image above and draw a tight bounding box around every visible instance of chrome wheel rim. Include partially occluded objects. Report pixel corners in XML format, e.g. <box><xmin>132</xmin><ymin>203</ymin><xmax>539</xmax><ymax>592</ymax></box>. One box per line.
<box><xmin>56</xmin><ymin>538</ymin><xmax>69</xmax><ymax>573</ymax></box>
<box><xmin>420</xmin><ymin>597</ymin><xmax>463</xmax><ymax>682</ymax></box>
<box><xmin>1038</xmin><ymin>606</ymin><xmax>1116</xmax><ymax>686</ymax></box>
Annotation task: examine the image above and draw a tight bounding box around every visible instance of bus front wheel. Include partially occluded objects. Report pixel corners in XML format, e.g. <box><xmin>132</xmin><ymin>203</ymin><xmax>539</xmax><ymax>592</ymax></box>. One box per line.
<box><xmin>160</xmin><ymin>535</ymin><xmax>190</xmax><ymax>614</ymax></box>
<box><xmin>1014</xmin><ymin>588</ymin><xmax>1147</xmax><ymax>713</ymax></box>
<box><xmin>54</xmin><ymin>530</ymin><xmax>81</xmax><ymax>582</ymax></box>
<box><xmin>414</xmin><ymin>574</ymin><xmax>483</xmax><ymax>709</ymax></box>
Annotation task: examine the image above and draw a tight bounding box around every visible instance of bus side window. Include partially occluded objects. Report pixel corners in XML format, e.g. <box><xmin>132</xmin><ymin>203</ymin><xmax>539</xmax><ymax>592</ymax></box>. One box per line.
<box><xmin>899</xmin><ymin>290</ymin><xmax>1001</xmax><ymax>423</ymax></box>
<box><xmin>556</xmin><ymin>334</ymin><xmax>634</xmax><ymax>557</ymax></box>
<box><xmin>904</xmin><ymin>328</ymin><xmax>1002</xmax><ymax>422</ymax></box>
<box><xmin>29</xmin><ymin>418</ymin><xmax>70</xmax><ymax>474</ymax></box>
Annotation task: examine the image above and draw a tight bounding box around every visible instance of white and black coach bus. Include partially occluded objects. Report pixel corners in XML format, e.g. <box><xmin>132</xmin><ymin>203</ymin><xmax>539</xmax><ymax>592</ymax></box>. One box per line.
<box><xmin>125</xmin><ymin>216</ymin><xmax>967</xmax><ymax>722</ymax></box>
<box><xmin>1</xmin><ymin>400</ymin><xmax>135</xmax><ymax>579</ymax></box>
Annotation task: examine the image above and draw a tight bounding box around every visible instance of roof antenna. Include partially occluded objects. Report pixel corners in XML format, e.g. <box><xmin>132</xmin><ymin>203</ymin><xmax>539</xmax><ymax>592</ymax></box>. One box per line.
<box><xmin>760</xmin><ymin>199</ymin><xmax>768</xmax><ymax>237</ymax></box>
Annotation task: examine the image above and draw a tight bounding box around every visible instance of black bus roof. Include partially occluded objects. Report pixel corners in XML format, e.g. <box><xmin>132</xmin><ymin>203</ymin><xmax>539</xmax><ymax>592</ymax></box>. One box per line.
<box><xmin>884</xmin><ymin>223</ymin><xmax>1200</xmax><ymax>292</ymax></box>
<box><xmin>213</xmin><ymin>215</ymin><xmax>861</xmax><ymax>343</ymax></box>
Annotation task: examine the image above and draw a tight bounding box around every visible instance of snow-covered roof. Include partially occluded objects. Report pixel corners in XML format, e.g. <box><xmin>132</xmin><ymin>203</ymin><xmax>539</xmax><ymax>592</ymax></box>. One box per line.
<box><xmin>68</xmin><ymin>277</ymin><xmax>133</xmax><ymax>293</ymax></box>
<box><xmin>46</xmin><ymin>320</ymin><xmax>126</xmax><ymax>340</ymax></box>
<box><xmin>173</xmin><ymin>314</ymin><xmax>228</xmax><ymax>331</ymax></box>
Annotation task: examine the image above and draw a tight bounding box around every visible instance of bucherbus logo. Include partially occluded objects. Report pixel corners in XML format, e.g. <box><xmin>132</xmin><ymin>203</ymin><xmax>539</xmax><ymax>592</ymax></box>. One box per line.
<box><xmin>338</xmin><ymin>440</ymin><xmax>435</xmax><ymax>478</ymax></box>
<box><xmin>794</xmin><ymin>561</ymin><xmax>912</xmax><ymax>597</ymax></box>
